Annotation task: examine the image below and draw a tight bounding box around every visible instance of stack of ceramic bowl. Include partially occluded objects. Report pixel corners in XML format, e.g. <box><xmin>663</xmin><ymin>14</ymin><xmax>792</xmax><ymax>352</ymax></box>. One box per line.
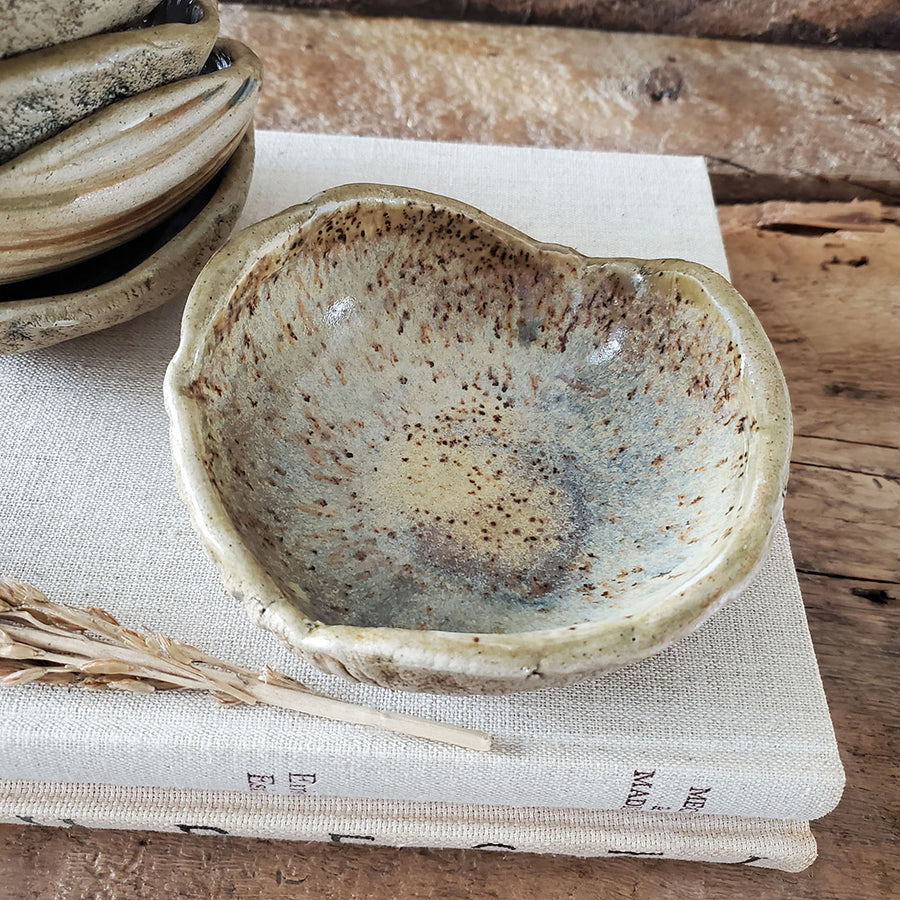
<box><xmin>0</xmin><ymin>0</ymin><xmax>261</xmax><ymax>353</ymax></box>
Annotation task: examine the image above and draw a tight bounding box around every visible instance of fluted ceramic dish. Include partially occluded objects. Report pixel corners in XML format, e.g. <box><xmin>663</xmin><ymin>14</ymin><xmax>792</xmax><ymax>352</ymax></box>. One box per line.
<box><xmin>165</xmin><ymin>185</ymin><xmax>792</xmax><ymax>695</ymax></box>
<box><xmin>0</xmin><ymin>131</ymin><xmax>253</xmax><ymax>354</ymax></box>
<box><xmin>0</xmin><ymin>0</ymin><xmax>159</xmax><ymax>58</ymax></box>
<box><xmin>0</xmin><ymin>0</ymin><xmax>219</xmax><ymax>163</ymax></box>
<box><xmin>0</xmin><ymin>38</ymin><xmax>261</xmax><ymax>284</ymax></box>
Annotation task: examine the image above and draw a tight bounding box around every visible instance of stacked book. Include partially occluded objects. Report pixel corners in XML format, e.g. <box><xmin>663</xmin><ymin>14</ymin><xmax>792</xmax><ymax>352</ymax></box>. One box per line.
<box><xmin>0</xmin><ymin>131</ymin><xmax>844</xmax><ymax>872</ymax></box>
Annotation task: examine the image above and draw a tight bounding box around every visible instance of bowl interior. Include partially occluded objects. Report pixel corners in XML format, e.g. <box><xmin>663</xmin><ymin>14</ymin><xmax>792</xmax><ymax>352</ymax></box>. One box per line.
<box><xmin>191</xmin><ymin>197</ymin><xmax>756</xmax><ymax>634</ymax></box>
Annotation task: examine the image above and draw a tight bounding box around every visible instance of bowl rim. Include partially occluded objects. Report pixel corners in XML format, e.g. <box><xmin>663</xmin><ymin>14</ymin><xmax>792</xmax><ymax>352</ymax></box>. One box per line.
<box><xmin>0</xmin><ymin>36</ymin><xmax>261</xmax><ymax>283</ymax></box>
<box><xmin>0</xmin><ymin>0</ymin><xmax>220</xmax><ymax>163</ymax></box>
<box><xmin>0</xmin><ymin>0</ymin><xmax>219</xmax><ymax>68</ymax></box>
<box><xmin>0</xmin><ymin>130</ymin><xmax>255</xmax><ymax>355</ymax></box>
<box><xmin>0</xmin><ymin>0</ymin><xmax>161</xmax><ymax>59</ymax></box>
<box><xmin>164</xmin><ymin>183</ymin><xmax>792</xmax><ymax>690</ymax></box>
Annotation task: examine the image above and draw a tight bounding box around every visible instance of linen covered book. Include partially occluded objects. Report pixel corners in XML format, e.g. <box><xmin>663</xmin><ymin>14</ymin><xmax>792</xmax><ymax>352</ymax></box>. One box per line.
<box><xmin>0</xmin><ymin>779</ymin><xmax>818</xmax><ymax>872</ymax></box>
<box><xmin>0</xmin><ymin>132</ymin><xmax>842</xmax><ymax>864</ymax></box>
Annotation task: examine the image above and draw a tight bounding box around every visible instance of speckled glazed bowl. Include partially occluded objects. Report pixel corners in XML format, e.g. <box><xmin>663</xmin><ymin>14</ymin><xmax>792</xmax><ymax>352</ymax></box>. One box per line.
<box><xmin>0</xmin><ymin>0</ymin><xmax>159</xmax><ymax>59</ymax></box>
<box><xmin>165</xmin><ymin>185</ymin><xmax>792</xmax><ymax>694</ymax></box>
<box><xmin>0</xmin><ymin>0</ymin><xmax>219</xmax><ymax>163</ymax></box>
<box><xmin>0</xmin><ymin>130</ymin><xmax>253</xmax><ymax>354</ymax></box>
<box><xmin>0</xmin><ymin>39</ymin><xmax>260</xmax><ymax>284</ymax></box>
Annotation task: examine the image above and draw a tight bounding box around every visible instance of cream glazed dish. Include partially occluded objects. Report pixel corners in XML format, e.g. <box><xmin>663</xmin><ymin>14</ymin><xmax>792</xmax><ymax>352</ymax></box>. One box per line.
<box><xmin>165</xmin><ymin>185</ymin><xmax>792</xmax><ymax>694</ymax></box>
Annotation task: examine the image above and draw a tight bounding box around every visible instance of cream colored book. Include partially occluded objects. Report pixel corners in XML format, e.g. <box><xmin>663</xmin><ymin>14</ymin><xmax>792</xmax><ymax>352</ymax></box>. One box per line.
<box><xmin>0</xmin><ymin>780</ymin><xmax>817</xmax><ymax>872</ymax></box>
<box><xmin>0</xmin><ymin>132</ymin><xmax>843</xmax><ymax>830</ymax></box>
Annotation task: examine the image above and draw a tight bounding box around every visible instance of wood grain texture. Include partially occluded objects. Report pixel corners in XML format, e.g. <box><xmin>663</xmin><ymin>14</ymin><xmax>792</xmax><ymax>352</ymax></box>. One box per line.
<box><xmin>718</xmin><ymin>203</ymin><xmax>900</xmax><ymax>447</ymax></box>
<box><xmin>225</xmin><ymin>0</ymin><xmax>900</xmax><ymax>49</ymax></box>
<box><xmin>0</xmin><ymin>207</ymin><xmax>896</xmax><ymax>900</ymax></box>
<box><xmin>217</xmin><ymin>6</ymin><xmax>900</xmax><ymax>203</ymax></box>
<box><xmin>791</xmin><ymin>435</ymin><xmax>900</xmax><ymax>479</ymax></box>
<box><xmin>0</xmin><ymin>828</ymin><xmax>827</xmax><ymax>900</ymax></box>
<box><xmin>787</xmin><ymin>465</ymin><xmax>900</xmax><ymax>582</ymax></box>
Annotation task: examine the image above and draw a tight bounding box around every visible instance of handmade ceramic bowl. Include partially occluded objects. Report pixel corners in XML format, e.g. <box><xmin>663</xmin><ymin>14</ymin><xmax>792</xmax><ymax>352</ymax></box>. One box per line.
<box><xmin>0</xmin><ymin>130</ymin><xmax>253</xmax><ymax>354</ymax></box>
<box><xmin>0</xmin><ymin>0</ymin><xmax>219</xmax><ymax>163</ymax></box>
<box><xmin>0</xmin><ymin>38</ymin><xmax>261</xmax><ymax>284</ymax></box>
<box><xmin>0</xmin><ymin>0</ymin><xmax>160</xmax><ymax>59</ymax></box>
<box><xmin>165</xmin><ymin>185</ymin><xmax>792</xmax><ymax>694</ymax></box>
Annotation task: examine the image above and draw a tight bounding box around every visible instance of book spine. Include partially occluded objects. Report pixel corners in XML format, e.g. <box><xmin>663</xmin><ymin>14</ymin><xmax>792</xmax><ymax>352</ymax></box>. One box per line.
<box><xmin>0</xmin><ymin>779</ymin><xmax>818</xmax><ymax>872</ymax></box>
<box><xmin>0</xmin><ymin>726</ymin><xmax>846</xmax><ymax>822</ymax></box>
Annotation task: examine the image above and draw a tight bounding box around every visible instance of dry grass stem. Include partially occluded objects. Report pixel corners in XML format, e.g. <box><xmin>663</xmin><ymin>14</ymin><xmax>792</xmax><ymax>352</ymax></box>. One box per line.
<box><xmin>0</xmin><ymin>580</ymin><xmax>492</xmax><ymax>752</ymax></box>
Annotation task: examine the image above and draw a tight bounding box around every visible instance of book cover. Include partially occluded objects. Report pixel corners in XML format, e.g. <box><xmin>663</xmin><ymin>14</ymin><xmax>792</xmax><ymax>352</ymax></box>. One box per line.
<box><xmin>0</xmin><ymin>130</ymin><xmax>844</xmax><ymax>822</ymax></box>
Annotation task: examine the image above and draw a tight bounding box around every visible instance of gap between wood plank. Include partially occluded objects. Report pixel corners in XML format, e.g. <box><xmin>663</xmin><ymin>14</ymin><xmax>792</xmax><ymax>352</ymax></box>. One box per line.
<box><xmin>791</xmin><ymin>460</ymin><xmax>900</xmax><ymax>480</ymax></box>
<box><xmin>794</xmin><ymin>434</ymin><xmax>900</xmax><ymax>452</ymax></box>
<box><xmin>796</xmin><ymin>568</ymin><xmax>900</xmax><ymax>586</ymax></box>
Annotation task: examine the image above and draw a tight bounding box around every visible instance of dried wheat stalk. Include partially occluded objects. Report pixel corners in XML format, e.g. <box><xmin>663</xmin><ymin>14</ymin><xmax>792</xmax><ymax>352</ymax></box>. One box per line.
<box><xmin>0</xmin><ymin>580</ymin><xmax>491</xmax><ymax>752</ymax></box>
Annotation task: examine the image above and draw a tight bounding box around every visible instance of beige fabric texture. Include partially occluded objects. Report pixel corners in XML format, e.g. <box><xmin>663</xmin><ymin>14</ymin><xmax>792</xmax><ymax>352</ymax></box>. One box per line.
<box><xmin>0</xmin><ymin>779</ymin><xmax>817</xmax><ymax>872</ymax></box>
<box><xmin>0</xmin><ymin>131</ymin><xmax>843</xmax><ymax>823</ymax></box>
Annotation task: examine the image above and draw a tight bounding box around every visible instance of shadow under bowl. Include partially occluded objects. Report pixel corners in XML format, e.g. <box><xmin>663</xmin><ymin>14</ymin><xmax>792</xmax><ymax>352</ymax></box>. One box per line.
<box><xmin>165</xmin><ymin>184</ymin><xmax>792</xmax><ymax>694</ymax></box>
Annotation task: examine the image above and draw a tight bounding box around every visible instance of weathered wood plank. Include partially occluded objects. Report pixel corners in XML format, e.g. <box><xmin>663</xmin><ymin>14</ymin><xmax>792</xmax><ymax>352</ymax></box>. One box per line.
<box><xmin>719</xmin><ymin>203</ymin><xmax>900</xmax><ymax>447</ymax></box>
<box><xmin>226</xmin><ymin>0</ymin><xmax>900</xmax><ymax>49</ymax></box>
<box><xmin>720</xmin><ymin>199</ymin><xmax>890</xmax><ymax>234</ymax></box>
<box><xmin>795</xmin><ymin>571</ymin><xmax>898</xmax><ymax>898</ymax></box>
<box><xmin>0</xmin><ymin>818</ymin><xmax>880</xmax><ymax>900</ymax></box>
<box><xmin>786</xmin><ymin>463</ymin><xmax>900</xmax><ymax>582</ymax></box>
<box><xmin>0</xmin><ymin>824</ymin><xmax>804</xmax><ymax>900</ymax></box>
<box><xmin>731</xmin><ymin>205</ymin><xmax>900</xmax><ymax>894</ymax></box>
<box><xmin>791</xmin><ymin>435</ymin><xmax>900</xmax><ymax>479</ymax></box>
<box><xmin>218</xmin><ymin>6</ymin><xmax>900</xmax><ymax>203</ymax></box>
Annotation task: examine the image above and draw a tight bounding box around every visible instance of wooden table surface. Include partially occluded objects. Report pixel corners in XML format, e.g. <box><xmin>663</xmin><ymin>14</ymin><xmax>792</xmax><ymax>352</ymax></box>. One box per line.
<box><xmin>1</xmin><ymin>7</ymin><xmax>897</xmax><ymax>898</ymax></box>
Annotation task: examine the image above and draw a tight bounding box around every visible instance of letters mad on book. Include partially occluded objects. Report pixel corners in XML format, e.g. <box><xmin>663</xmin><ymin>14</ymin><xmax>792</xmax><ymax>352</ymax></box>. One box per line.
<box><xmin>621</xmin><ymin>770</ymin><xmax>711</xmax><ymax>813</ymax></box>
